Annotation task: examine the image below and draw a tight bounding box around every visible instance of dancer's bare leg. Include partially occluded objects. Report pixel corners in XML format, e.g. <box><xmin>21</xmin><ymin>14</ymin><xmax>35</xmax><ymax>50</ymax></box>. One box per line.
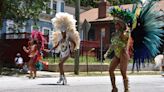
<box><xmin>33</xmin><ymin>62</ymin><xmax>37</xmax><ymax>79</ymax></box>
<box><xmin>59</xmin><ymin>55</ymin><xmax>69</xmax><ymax>76</ymax></box>
<box><xmin>120</xmin><ymin>49</ymin><xmax>129</xmax><ymax>92</ymax></box>
<box><xmin>28</xmin><ymin>59</ymin><xmax>33</xmax><ymax>78</ymax></box>
<box><xmin>57</xmin><ymin>55</ymin><xmax>69</xmax><ymax>84</ymax></box>
<box><xmin>109</xmin><ymin>56</ymin><xmax>120</xmax><ymax>92</ymax></box>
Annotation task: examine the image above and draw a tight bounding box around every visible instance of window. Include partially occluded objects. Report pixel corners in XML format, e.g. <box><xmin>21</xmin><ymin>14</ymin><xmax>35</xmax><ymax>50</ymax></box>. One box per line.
<box><xmin>6</xmin><ymin>20</ymin><xmax>14</xmax><ymax>33</ymax></box>
<box><xmin>61</xmin><ymin>2</ymin><xmax>65</xmax><ymax>12</ymax></box>
<box><xmin>6</xmin><ymin>20</ymin><xmax>26</xmax><ymax>39</ymax></box>
<box><xmin>31</xmin><ymin>25</ymin><xmax>40</xmax><ymax>32</ymax></box>
<box><xmin>42</xmin><ymin>27</ymin><xmax>51</xmax><ymax>43</ymax></box>
<box><xmin>43</xmin><ymin>29</ymin><xmax>49</xmax><ymax>35</ymax></box>
<box><xmin>52</xmin><ymin>1</ymin><xmax>57</xmax><ymax>14</ymax></box>
<box><xmin>88</xmin><ymin>27</ymin><xmax>95</xmax><ymax>41</ymax></box>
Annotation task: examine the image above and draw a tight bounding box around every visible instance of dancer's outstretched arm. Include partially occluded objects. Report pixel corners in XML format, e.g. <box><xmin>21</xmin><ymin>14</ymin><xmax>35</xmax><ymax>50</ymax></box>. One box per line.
<box><xmin>43</xmin><ymin>42</ymin><xmax>59</xmax><ymax>53</ymax></box>
<box><xmin>23</xmin><ymin>46</ymin><xmax>29</xmax><ymax>53</ymax></box>
<box><xmin>104</xmin><ymin>45</ymin><xmax>114</xmax><ymax>59</ymax></box>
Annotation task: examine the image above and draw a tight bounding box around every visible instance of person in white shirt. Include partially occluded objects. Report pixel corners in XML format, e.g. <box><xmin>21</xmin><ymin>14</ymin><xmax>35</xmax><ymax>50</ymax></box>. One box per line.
<box><xmin>15</xmin><ymin>53</ymin><xmax>23</xmax><ymax>70</ymax></box>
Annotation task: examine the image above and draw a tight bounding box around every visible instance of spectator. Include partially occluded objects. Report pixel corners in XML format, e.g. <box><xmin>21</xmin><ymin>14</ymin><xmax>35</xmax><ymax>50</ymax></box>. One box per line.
<box><xmin>14</xmin><ymin>53</ymin><xmax>23</xmax><ymax>71</ymax></box>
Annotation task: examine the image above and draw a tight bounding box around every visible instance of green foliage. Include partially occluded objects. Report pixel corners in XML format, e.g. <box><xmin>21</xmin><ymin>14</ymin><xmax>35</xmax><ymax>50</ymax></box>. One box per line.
<box><xmin>108</xmin><ymin>0</ymin><xmax>140</xmax><ymax>5</ymax></box>
<box><xmin>65</xmin><ymin>0</ymin><xmax>97</xmax><ymax>8</ymax></box>
<box><xmin>0</xmin><ymin>0</ymin><xmax>51</xmax><ymax>28</ymax></box>
<box><xmin>65</xmin><ymin>0</ymin><xmax>144</xmax><ymax>8</ymax></box>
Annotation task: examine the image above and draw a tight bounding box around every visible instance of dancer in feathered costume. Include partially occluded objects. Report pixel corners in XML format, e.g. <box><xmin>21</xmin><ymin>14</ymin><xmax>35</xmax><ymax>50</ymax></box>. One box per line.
<box><xmin>49</xmin><ymin>12</ymin><xmax>80</xmax><ymax>85</ymax></box>
<box><xmin>23</xmin><ymin>29</ymin><xmax>46</xmax><ymax>79</ymax></box>
<box><xmin>105</xmin><ymin>0</ymin><xmax>164</xmax><ymax>91</ymax></box>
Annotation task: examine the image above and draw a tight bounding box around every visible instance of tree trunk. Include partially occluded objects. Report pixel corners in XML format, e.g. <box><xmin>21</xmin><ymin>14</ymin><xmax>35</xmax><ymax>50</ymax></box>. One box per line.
<box><xmin>74</xmin><ymin>0</ymin><xmax>80</xmax><ymax>75</ymax></box>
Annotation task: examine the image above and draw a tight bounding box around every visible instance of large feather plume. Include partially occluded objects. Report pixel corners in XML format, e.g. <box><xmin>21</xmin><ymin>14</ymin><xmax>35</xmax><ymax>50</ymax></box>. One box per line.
<box><xmin>31</xmin><ymin>30</ymin><xmax>46</xmax><ymax>50</ymax></box>
<box><xmin>131</xmin><ymin>0</ymin><xmax>164</xmax><ymax>59</ymax></box>
<box><xmin>51</xmin><ymin>12</ymin><xmax>80</xmax><ymax>50</ymax></box>
<box><xmin>109</xmin><ymin>0</ymin><xmax>164</xmax><ymax>70</ymax></box>
<box><xmin>109</xmin><ymin>6</ymin><xmax>134</xmax><ymax>24</ymax></box>
<box><xmin>51</xmin><ymin>12</ymin><xmax>76</xmax><ymax>33</ymax></box>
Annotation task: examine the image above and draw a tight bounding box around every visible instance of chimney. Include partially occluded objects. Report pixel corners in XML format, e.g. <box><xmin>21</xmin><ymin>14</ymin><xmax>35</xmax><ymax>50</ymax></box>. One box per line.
<box><xmin>98</xmin><ymin>0</ymin><xmax>107</xmax><ymax>19</ymax></box>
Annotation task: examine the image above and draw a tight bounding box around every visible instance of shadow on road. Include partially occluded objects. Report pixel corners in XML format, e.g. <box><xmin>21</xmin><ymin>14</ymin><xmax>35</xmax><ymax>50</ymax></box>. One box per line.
<box><xmin>39</xmin><ymin>83</ymin><xmax>69</xmax><ymax>86</ymax></box>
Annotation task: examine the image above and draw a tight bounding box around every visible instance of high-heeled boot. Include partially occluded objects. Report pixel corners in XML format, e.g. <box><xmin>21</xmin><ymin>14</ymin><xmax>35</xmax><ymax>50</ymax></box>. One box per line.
<box><xmin>57</xmin><ymin>75</ymin><xmax>63</xmax><ymax>84</ymax></box>
<box><xmin>57</xmin><ymin>75</ymin><xmax>67</xmax><ymax>85</ymax></box>
<box><xmin>62</xmin><ymin>76</ymin><xmax>67</xmax><ymax>85</ymax></box>
<box><xmin>110</xmin><ymin>77</ymin><xmax>118</xmax><ymax>92</ymax></box>
<box><xmin>123</xmin><ymin>79</ymin><xmax>129</xmax><ymax>92</ymax></box>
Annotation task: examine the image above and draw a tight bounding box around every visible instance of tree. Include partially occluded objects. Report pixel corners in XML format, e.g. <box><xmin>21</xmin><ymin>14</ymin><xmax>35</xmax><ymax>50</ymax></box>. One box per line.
<box><xmin>65</xmin><ymin>0</ymin><xmax>161</xmax><ymax>8</ymax></box>
<box><xmin>65</xmin><ymin>0</ymin><xmax>97</xmax><ymax>8</ymax></box>
<box><xmin>0</xmin><ymin>0</ymin><xmax>51</xmax><ymax>74</ymax></box>
<box><xmin>0</xmin><ymin>0</ymin><xmax>51</xmax><ymax>28</ymax></box>
<box><xmin>107</xmin><ymin>0</ymin><xmax>139</xmax><ymax>5</ymax></box>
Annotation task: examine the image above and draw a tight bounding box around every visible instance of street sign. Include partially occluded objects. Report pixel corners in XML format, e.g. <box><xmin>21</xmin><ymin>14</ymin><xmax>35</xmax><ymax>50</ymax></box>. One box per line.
<box><xmin>82</xmin><ymin>19</ymin><xmax>91</xmax><ymax>40</ymax></box>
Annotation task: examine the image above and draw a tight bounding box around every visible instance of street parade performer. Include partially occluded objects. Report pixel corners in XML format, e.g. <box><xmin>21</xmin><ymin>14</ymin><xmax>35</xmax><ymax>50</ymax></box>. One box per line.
<box><xmin>45</xmin><ymin>12</ymin><xmax>80</xmax><ymax>85</ymax></box>
<box><xmin>104</xmin><ymin>0</ymin><xmax>164</xmax><ymax>92</ymax></box>
<box><xmin>23</xmin><ymin>29</ymin><xmax>46</xmax><ymax>79</ymax></box>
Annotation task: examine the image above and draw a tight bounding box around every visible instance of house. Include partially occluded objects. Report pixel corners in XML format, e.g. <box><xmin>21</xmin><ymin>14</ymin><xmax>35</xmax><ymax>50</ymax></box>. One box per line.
<box><xmin>80</xmin><ymin>0</ymin><xmax>164</xmax><ymax>56</ymax></box>
<box><xmin>0</xmin><ymin>0</ymin><xmax>66</xmax><ymax>66</ymax></box>
<box><xmin>80</xmin><ymin>0</ymin><xmax>115</xmax><ymax>58</ymax></box>
<box><xmin>0</xmin><ymin>0</ymin><xmax>65</xmax><ymax>47</ymax></box>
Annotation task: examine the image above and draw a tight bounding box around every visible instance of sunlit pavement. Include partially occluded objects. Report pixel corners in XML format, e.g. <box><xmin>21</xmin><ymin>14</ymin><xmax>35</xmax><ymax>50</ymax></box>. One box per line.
<box><xmin>0</xmin><ymin>74</ymin><xmax>163</xmax><ymax>92</ymax></box>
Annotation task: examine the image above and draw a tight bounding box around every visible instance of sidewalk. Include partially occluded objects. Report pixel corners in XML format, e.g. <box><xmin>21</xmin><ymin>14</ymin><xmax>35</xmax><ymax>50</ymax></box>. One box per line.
<box><xmin>27</xmin><ymin>70</ymin><xmax>162</xmax><ymax>78</ymax></box>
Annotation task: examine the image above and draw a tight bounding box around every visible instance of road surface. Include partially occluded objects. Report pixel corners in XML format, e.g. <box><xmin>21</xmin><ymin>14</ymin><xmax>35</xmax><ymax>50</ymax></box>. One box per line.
<box><xmin>0</xmin><ymin>74</ymin><xmax>163</xmax><ymax>92</ymax></box>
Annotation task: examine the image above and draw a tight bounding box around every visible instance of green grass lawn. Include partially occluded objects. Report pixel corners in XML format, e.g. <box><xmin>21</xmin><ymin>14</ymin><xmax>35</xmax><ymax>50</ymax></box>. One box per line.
<box><xmin>42</xmin><ymin>56</ymin><xmax>134</xmax><ymax>65</ymax></box>
<box><xmin>42</xmin><ymin>56</ymin><xmax>111</xmax><ymax>65</ymax></box>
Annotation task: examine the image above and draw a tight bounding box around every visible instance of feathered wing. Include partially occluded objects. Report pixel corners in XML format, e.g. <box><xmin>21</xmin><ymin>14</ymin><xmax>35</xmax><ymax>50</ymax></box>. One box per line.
<box><xmin>68</xmin><ymin>30</ymin><xmax>81</xmax><ymax>50</ymax></box>
<box><xmin>109</xmin><ymin>0</ymin><xmax>164</xmax><ymax>70</ymax></box>
<box><xmin>131</xmin><ymin>1</ymin><xmax>164</xmax><ymax>64</ymax></box>
<box><xmin>52</xmin><ymin>31</ymin><xmax>61</xmax><ymax>47</ymax></box>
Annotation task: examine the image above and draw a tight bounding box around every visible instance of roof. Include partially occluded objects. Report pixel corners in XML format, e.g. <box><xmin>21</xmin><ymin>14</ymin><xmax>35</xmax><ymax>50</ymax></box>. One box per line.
<box><xmin>80</xmin><ymin>1</ymin><xmax>164</xmax><ymax>23</ymax></box>
<box><xmin>80</xmin><ymin>8</ymin><xmax>99</xmax><ymax>23</ymax></box>
<box><xmin>65</xmin><ymin>6</ymin><xmax>86</xmax><ymax>16</ymax></box>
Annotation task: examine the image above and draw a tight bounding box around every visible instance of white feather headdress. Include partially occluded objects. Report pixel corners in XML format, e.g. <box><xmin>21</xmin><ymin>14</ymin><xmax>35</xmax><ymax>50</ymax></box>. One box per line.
<box><xmin>51</xmin><ymin>12</ymin><xmax>80</xmax><ymax>50</ymax></box>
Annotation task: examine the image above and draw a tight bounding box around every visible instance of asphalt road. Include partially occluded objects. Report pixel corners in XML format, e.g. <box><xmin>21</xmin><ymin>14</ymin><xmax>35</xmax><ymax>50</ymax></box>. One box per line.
<box><xmin>0</xmin><ymin>74</ymin><xmax>163</xmax><ymax>92</ymax></box>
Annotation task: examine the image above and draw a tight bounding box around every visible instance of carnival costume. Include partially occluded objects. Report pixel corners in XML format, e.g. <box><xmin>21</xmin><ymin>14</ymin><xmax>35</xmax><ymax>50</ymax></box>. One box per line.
<box><xmin>107</xmin><ymin>0</ymin><xmax>164</xmax><ymax>91</ymax></box>
<box><xmin>23</xmin><ymin>29</ymin><xmax>45</xmax><ymax>79</ymax></box>
<box><xmin>31</xmin><ymin>30</ymin><xmax>46</xmax><ymax>63</ymax></box>
<box><xmin>51</xmin><ymin>12</ymin><xmax>80</xmax><ymax>85</ymax></box>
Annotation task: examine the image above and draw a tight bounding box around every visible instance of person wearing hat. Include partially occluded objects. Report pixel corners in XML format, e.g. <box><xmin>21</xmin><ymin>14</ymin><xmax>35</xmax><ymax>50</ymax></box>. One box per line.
<box><xmin>15</xmin><ymin>53</ymin><xmax>23</xmax><ymax>71</ymax></box>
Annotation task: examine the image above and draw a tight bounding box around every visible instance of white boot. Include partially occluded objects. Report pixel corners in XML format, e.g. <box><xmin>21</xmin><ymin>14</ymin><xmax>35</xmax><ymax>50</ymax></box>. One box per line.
<box><xmin>62</xmin><ymin>76</ymin><xmax>67</xmax><ymax>85</ymax></box>
<box><xmin>57</xmin><ymin>75</ymin><xmax>67</xmax><ymax>85</ymax></box>
<box><xmin>57</xmin><ymin>75</ymin><xmax>63</xmax><ymax>84</ymax></box>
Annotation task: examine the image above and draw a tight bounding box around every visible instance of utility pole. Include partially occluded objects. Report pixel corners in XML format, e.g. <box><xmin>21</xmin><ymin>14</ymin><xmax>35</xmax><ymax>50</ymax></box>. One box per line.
<box><xmin>74</xmin><ymin>0</ymin><xmax>80</xmax><ymax>75</ymax></box>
